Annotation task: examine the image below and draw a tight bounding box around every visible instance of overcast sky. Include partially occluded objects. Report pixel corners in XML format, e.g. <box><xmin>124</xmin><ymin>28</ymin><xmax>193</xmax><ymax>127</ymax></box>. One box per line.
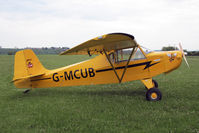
<box><xmin>0</xmin><ymin>0</ymin><xmax>199</xmax><ymax>50</ymax></box>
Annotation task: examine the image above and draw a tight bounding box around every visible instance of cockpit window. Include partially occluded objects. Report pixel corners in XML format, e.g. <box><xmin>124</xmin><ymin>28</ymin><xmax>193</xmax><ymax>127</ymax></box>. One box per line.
<box><xmin>131</xmin><ymin>48</ymin><xmax>146</xmax><ymax>60</ymax></box>
<box><xmin>108</xmin><ymin>47</ymin><xmax>147</xmax><ymax>63</ymax></box>
<box><xmin>109</xmin><ymin>52</ymin><xmax>115</xmax><ymax>63</ymax></box>
<box><xmin>116</xmin><ymin>48</ymin><xmax>133</xmax><ymax>62</ymax></box>
<box><xmin>109</xmin><ymin>48</ymin><xmax>133</xmax><ymax>63</ymax></box>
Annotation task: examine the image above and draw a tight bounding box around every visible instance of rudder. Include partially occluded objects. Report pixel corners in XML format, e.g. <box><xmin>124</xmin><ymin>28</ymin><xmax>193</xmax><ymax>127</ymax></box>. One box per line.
<box><xmin>13</xmin><ymin>49</ymin><xmax>47</xmax><ymax>83</ymax></box>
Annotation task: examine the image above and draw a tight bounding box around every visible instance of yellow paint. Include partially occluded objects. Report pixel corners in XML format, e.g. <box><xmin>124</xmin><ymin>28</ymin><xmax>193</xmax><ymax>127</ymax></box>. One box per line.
<box><xmin>151</xmin><ymin>93</ymin><xmax>158</xmax><ymax>99</ymax></box>
<box><xmin>141</xmin><ymin>79</ymin><xmax>154</xmax><ymax>89</ymax></box>
<box><xmin>12</xmin><ymin>33</ymin><xmax>183</xmax><ymax>90</ymax></box>
<box><xmin>13</xmin><ymin>49</ymin><xmax>47</xmax><ymax>88</ymax></box>
<box><xmin>60</xmin><ymin>33</ymin><xmax>137</xmax><ymax>55</ymax></box>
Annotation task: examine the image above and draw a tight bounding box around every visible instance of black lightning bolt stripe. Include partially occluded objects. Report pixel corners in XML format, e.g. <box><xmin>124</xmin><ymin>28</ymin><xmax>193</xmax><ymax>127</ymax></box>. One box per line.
<box><xmin>96</xmin><ymin>61</ymin><xmax>160</xmax><ymax>73</ymax></box>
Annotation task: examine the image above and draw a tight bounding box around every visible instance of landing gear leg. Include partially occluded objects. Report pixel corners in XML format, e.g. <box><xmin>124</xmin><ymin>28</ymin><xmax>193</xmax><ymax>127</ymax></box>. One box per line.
<box><xmin>141</xmin><ymin>79</ymin><xmax>158</xmax><ymax>90</ymax></box>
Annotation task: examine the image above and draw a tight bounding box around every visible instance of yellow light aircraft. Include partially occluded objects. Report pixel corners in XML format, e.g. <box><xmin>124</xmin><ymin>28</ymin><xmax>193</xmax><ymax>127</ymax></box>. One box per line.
<box><xmin>12</xmin><ymin>33</ymin><xmax>189</xmax><ymax>101</ymax></box>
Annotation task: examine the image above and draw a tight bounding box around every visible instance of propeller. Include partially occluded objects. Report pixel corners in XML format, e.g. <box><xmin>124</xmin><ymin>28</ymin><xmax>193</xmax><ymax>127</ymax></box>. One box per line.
<box><xmin>179</xmin><ymin>43</ymin><xmax>190</xmax><ymax>68</ymax></box>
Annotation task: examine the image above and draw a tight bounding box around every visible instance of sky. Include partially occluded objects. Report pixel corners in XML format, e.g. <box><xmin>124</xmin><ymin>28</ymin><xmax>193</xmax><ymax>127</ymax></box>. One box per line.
<box><xmin>0</xmin><ymin>0</ymin><xmax>199</xmax><ymax>50</ymax></box>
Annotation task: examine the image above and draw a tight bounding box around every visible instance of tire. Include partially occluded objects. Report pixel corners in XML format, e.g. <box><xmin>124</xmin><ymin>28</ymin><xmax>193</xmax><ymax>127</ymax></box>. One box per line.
<box><xmin>152</xmin><ymin>79</ymin><xmax>158</xmax><ymax>88</ymax></box>
<box><xmin>146</xmin><ymin>88</ymin><xmax>162</xmax><ymax>101</ymax></box>
<box><xmin>145</xmin><ymin>79</ymin><xmax>158</xmax><ymax>89</ymax></box>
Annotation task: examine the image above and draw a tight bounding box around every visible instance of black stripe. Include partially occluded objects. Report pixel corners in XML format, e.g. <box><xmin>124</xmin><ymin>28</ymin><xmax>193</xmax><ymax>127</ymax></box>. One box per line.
<box><xmin>31</xmin><ymin>77</ymin><xmax>51</xmax><ymax>82</ymax></box>
<box><xmin>108</xmin><ymin>33</ymin><xmax>135</xmax><ymax>40</ymax></box>
<box><xmin>96</xmin><ymin>61</ymin><xmax>159</xmax><ymax>73</ymax></box>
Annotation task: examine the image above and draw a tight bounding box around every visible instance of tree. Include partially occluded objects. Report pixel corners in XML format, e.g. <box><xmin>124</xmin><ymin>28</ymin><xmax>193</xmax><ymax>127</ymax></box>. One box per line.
<box><xmin>188</xmin><ymin>51</ymin><xmax>199</xmax><ymax>56</ymax></box>
<box><xmin>162</xmin><ymin>46</ymin><xmax>178</xmax><ymax>51</ymax></box>
<box><xmin>7</xmin><ymin>51</ymin><xmax>16</xmax><ymax>55</ymax></box>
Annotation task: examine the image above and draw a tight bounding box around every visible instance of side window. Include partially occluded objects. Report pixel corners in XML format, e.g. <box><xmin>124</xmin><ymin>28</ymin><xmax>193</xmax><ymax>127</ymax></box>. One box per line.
<box><xmin>132</xmin><ymin>48</ymin><xmax>146</xmax><ymax>60</ymax></box>
<box><xmin>108</xmin><ymin>47</ymin><xmax>145</xmax><ymax>63</ymax></box>
<box><xmin>116</xmin><ymin>48</ymin><xmax>135</xmax><ymax>63</ymax></box>
<box><xmin>116</xmin><ymin>50</ymin><xmax>129</xmax><ymax>62</ymax></box>
<box><xmin>109</xmin><ymin>50</ymin><xmax>128</xmax><ymax>63</ymax></box>
<box><xmin>109</xmin><ymin>52</ymin><xmax>115</xmax><ymax>63</ymax></box>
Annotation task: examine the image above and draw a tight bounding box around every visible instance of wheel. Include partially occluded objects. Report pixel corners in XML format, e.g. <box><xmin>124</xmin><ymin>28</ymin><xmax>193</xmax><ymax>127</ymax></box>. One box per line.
<box><xmin>146</xmin><ymin>88</ymin><xmax>162</xmax><ymax>101</ymax></box>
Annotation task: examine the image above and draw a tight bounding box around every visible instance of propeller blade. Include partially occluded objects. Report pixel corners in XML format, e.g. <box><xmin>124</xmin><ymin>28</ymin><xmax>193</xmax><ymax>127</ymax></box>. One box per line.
<box><xmin>183</xmin><ymin>55</ymin><xmax>190</xmax><ymax>68</ymax></box>
<box><xmin>179</xmin><ymin>43</ymin><xmax>190</xmax><ymax>68</ymax></box>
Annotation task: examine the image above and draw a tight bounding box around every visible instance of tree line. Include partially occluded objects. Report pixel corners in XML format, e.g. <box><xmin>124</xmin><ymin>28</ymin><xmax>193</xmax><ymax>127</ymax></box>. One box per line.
<box><xmin>0</xmin><ymin>47</ymin><xmax>69</xmax><ymax>55</ymax></box>
<box><xmin>162</xmin><ymin>46</ymin><xmax>199</xmax><ymax>56</ymax></box>
<box><xmin>0</xmin><ymin>46</ymin><xmax>198</xmax><ymax>56</ymax></box>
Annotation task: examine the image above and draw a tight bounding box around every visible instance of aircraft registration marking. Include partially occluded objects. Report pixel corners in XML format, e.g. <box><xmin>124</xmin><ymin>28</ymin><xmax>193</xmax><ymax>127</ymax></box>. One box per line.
<box><xmin>52</xmin><ymin>68</ymin><xmax>95</xmax><ymax>82</ymax></box>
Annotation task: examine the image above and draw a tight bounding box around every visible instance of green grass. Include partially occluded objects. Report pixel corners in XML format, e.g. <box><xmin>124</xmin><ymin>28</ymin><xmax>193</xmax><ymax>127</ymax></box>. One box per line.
<box><xmin>0</xmin><ymin>55</ymin><xmax>198</xmax><ymax>133</ymax></box>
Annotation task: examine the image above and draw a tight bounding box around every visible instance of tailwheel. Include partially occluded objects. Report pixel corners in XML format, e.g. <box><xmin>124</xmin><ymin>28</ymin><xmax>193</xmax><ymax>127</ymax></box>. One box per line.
<box><xmin>23</xmin><ymin>89</ymin><xmax>31</xmax><ymax>94</ymax></box>
<box><xmin>146</xmin><ymin>88</ymin><xmax>162</xmax><ymax>101</ymax></box>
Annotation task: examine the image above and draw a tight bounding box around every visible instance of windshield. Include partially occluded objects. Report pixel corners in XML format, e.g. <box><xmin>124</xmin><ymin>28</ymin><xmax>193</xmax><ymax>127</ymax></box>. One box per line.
<box><xmin>140</xmin><ymin>46</ymin><xmax>153</xmax><ymax>54</ymax></box>
<box><xmin>132</xmin><ymin>48</ymin><xmax>145</xmax><ymax>60</ymax></box>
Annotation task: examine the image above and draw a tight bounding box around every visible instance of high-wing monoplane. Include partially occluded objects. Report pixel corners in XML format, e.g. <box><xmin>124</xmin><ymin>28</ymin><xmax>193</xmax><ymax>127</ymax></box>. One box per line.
<box><xmin>13</xmin><ymin>33</ymin><xmax>189</xmax><ymax>101</ymax></box>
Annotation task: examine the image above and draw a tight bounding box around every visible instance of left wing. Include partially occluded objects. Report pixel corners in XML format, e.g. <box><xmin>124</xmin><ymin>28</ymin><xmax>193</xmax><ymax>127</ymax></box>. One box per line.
<box><xmin>60</xmin><ymin>33</ymin><xmax>138</xmax><ymax>55</ymax></box>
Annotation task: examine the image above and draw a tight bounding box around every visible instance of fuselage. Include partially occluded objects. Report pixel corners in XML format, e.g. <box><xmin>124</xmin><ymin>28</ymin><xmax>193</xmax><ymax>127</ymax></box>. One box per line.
<box><xmin>14</xmin><ymin>47</ymin><xmax>183</xmax><ymax>89</ymax></box>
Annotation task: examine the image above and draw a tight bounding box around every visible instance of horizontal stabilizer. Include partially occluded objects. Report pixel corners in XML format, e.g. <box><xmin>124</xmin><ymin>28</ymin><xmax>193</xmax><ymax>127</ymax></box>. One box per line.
<box><xmin>12</xmin><ymin>73</ymin><xmax>45</xmax><ymax>82</ymax></box>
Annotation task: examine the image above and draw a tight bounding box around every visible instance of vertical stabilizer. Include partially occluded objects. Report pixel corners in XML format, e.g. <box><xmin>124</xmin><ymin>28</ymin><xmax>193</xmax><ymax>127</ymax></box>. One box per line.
<box><xmin>13</xmin><ymin>49</ymin><xmax>46</xmax><ymax>82</ymax></box>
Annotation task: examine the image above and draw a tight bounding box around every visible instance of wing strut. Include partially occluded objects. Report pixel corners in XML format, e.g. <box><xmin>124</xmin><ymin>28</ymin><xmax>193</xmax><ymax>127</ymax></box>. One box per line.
<box><xmin>103</xmin><ymin>47</ymin><xmax>136</xmax><ymax>83</ymax></box>
<box><xmin>120</xmin><ymin>47</ymin><xmax>136</xmax><ymax>82</ymax></box>
<box><xmin>103</xmin><ymin>49</ymin><xmax>121</xmax><ymax>82</ymax></box>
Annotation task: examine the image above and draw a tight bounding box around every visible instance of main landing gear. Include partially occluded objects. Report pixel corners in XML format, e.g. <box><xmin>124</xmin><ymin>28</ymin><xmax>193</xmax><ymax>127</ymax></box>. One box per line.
<box><xmin>141</xmin><ymin>79</ymin><xmax>162</xmax><ymax>101</ymax></box>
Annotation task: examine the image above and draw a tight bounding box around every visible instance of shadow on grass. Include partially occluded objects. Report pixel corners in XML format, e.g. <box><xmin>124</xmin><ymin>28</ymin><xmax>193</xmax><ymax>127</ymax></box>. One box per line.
<box><xmin>10</xmin><ymin>86</ymin><xmax>146</xmax><ymax>100</ymax></box>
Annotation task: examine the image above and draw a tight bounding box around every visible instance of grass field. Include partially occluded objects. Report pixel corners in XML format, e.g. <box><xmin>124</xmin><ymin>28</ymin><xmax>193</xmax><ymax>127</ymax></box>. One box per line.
<box><xmin>0</xmin><ymin>55</ymin><xmax>198</xmax><ymax>133</ymax></box>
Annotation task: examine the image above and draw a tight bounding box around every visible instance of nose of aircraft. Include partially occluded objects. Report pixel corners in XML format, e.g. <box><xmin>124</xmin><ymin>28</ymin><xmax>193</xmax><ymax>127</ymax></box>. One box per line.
<box><xmin>164</xmin><ymin>50</ymin><xmax>182</xmax><ymax>74</ymax></box>
<box><xmin>176</xmin><ymin>51</ymin><xmax>183</xmax><ymax>60</ymax></box>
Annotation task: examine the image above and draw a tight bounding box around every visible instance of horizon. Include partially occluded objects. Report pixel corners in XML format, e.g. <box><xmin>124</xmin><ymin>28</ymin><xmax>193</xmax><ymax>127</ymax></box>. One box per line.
<box><xmin>1</xmin><ymin>46</ymin><xmax>199</xmax><ymax>52</ymax></box>
<box><xmin>0</xmin><ymin>0</ymin><xmax>199</xmax><ymax>51</ymax></box>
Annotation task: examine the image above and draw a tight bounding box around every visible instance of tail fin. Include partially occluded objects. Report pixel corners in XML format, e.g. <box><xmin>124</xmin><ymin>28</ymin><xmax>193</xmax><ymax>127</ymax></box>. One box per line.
<box><xmin>13</xmin><ymin>49</ymin><xmax>47</xmax><ymax>82</ymax></box>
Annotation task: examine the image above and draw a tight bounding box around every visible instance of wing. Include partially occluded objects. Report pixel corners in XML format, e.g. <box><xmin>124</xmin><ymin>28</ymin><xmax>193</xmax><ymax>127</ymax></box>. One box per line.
<box><xmin>60</xmin><ymin>33</ymin><xmax>138</xmax><ymax>55</ymax></box>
